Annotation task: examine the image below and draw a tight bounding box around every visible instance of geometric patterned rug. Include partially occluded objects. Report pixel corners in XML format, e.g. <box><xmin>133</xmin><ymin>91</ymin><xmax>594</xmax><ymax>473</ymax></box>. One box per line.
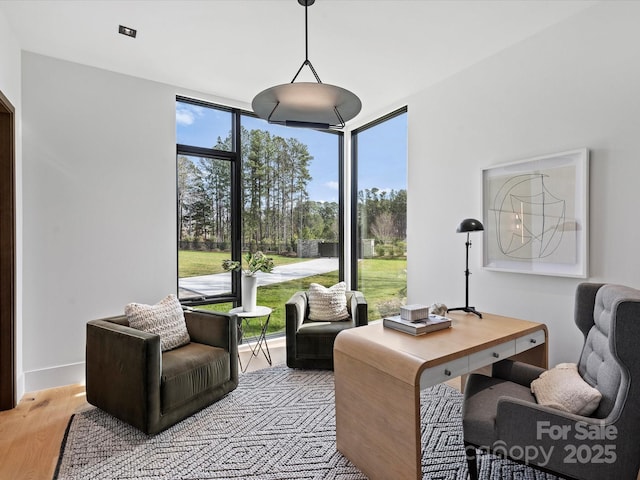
<box><xmin>54</xmin><ymin>366</ymin><xmax>559</xmax><ymax>480</ymax></box>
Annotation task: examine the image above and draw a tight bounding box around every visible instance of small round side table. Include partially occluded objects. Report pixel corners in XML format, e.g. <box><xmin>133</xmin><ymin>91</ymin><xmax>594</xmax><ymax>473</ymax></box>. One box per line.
<box><xmin>230</xmin><ymin>306</ymin><xmax>273</xmax><ymax>373</ymax></box>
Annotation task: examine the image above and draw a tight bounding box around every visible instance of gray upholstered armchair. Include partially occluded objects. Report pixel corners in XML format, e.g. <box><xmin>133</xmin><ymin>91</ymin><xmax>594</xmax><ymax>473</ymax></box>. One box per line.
<box><xmin>286</xmin><ymin>290</ymin><xmax>368</xmax><ymax>369</ymax></box>
<box><xmin>463</xmin><ymin>283</ymin><xmax>640</xmax><ymax>480</ymax></box>
<box><xmin>86</xmin><ymin>308</ymin><xmax>238</xmax><ymax>434</ymax></box>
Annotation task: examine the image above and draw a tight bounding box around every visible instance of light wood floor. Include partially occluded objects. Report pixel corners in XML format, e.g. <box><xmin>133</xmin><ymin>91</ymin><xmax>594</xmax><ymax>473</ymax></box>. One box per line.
<box><xmin>0</xmin><ymin>337</ymin><xmax>461</xmax><ymax>480</ymax></box>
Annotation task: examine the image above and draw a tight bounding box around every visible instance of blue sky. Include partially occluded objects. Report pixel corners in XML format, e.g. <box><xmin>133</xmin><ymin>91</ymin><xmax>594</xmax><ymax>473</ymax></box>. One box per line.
<box><xmin>176</xmin><ymin>101</ymin><xmax>406</xmax><ymax>202</ymax></box>
<box><xmin>356</xmin><ymin>113</ymin><xmax>408</xmax><ymax>197</ymax></box>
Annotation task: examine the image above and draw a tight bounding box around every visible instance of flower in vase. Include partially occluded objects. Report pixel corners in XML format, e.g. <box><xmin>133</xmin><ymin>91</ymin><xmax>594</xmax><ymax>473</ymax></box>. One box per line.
<box><xmin>221</xmin><ymin>251</ymin><xmax>274</xmax><ymax>277</ymax></box>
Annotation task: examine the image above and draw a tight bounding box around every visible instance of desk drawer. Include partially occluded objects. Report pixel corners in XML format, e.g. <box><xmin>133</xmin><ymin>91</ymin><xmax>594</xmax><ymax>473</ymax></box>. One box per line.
<box><xmin>515</xmin><ymin>329</ymin><xmax>546</xmax><ymax>354</ymax></box>
<box><xmin>468</xmin><ymin>340</ymin><xmax>516</xmax><ymax>371</ymax></box>
<box><xmin>420</xmin><ymin>356</ymin><xmax>468</xmax><ymax>389</ymax></box>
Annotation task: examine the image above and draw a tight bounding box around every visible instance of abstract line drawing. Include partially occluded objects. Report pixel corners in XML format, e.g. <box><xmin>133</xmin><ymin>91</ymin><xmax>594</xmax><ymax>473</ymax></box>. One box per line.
<box><xmin>492</xmin><ymin>173</ymin><xmax>566</xmax><ymax>260</ymax></box>
<box><xmin>482</xmin><ymin>149</ymin><xmax>589</xmax><ymax>278</ymax></box>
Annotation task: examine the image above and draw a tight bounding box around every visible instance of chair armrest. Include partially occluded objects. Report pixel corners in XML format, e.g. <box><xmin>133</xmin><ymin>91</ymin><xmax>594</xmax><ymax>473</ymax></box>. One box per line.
<box><xmin>492</xmin><ymin>359</ymin><xmax>546</xmax><ymax>387</ymax></box>
<box><xmin>497</xmin><ymin>395</ymin><xmax>597</xmax><ymax>438</ymax></box>
<box><xmin>285</xmin><ymin>291</ymin><xmax>307</xmax><ymax>365</ymax></box>
<box><xmin>350</xmin><ymin>290</ymin><xmax>368</xmax><ymax>327</ymax></box>
<box><xmin>496</xmin><ymin>396</ymin><xmax>614</xmax><ymax>478</ymax></box>
<box><xmin>286</xmin><ymin>291</ymin><xmax>307</xmax><ymax>333</ymax></box>
<box><xmin>184</xmin><ymin>309</ymin><xmax>238</xmax><ymax>381</ymax></box>
<box><xmin>85</xmin><ymin>318</ymin><xmax>161</xmax><ymax>432</ymax></box>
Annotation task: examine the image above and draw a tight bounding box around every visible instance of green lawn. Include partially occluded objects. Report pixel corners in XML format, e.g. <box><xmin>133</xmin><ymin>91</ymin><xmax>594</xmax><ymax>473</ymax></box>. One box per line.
<box><xmin>179</xmin><ymin>250</ymin><xmax>303</xmax><ymax>277</ymax></box>
<box><xmin>185</xmin><ymin>251</ymin><xmax>407</xmax><ymax>339</ymax></box>
<box><xmin>357</xmin><ymin>257</ymin><xmax>407</xmax><ymax>319</ymax></box>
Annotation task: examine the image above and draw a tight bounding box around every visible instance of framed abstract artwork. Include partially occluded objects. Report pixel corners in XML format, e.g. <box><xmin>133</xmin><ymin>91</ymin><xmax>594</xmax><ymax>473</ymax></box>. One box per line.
<box><xmin>482</xmin><ymin>149</ymin><xmax>589</xmax><ymax>278</ymax></box>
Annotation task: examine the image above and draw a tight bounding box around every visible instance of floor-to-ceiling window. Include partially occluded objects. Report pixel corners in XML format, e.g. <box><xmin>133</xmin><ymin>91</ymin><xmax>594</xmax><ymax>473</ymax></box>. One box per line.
<box><xmin>352</xmin><ymin>108</ymin><xmax>408</xmax><ymax>320</ymax></box>
<box><xmin>176</xmin><ymin>98</ymin><xmax>238</xmax><ymax>305</ymax></box>
<box><xmin>176</xmin><ymin>97</ymin><xmax>343</xmax><ymax>337</ymax></box>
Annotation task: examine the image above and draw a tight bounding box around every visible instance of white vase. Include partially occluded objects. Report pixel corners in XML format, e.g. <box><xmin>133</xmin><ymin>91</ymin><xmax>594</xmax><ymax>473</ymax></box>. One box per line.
<box><xmin>241</xmin><ymin>274</ymin><xmax>258</xmax><ymax>312</ymax></box>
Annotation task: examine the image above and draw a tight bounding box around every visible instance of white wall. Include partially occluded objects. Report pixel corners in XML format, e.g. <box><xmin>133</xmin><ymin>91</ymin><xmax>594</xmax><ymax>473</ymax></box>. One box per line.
<box><xmin>0</xmin><ymin>9</ymin><xmax>23</xmax><ymax>401</ymax></box>
<box><xmin>0</xmin><ymin>11</ymin><xmax>20</xmax><ymax>103</ymax></box>
<box><xmin>406</xmin><ymin>1</ymin><xmax>640</xmax><ymax>365</ymax></box>
<box><xmin>20</xmin><ymin>52</ymin><xmax>247</xmax><ymax>391</ymax></box>
<box><xmin>20</xmin><ymin>53</ymin><xmax>173</xmax><ymax>390</ymax></box>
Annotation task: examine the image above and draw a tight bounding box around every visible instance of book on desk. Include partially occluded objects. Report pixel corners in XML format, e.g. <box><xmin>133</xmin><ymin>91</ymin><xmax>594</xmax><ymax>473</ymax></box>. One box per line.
<box><xmin>383</xmin><ymin>314</ymin><xmax>452</xmax><ymax>336</ymax></box>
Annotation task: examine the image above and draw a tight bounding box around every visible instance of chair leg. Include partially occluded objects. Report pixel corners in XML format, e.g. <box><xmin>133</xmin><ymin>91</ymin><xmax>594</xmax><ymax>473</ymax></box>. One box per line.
<box><xmin>465</xmin><ymin>442</ymin><xmax>479</xmax><ymax>480</ymax></box>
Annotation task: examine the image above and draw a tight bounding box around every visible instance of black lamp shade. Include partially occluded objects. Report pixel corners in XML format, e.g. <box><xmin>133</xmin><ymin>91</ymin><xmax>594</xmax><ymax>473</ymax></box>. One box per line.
<box><xmin>456</xmin><ymin>218</ymin><xmax>484</xmax><ymax>233</ymax></box>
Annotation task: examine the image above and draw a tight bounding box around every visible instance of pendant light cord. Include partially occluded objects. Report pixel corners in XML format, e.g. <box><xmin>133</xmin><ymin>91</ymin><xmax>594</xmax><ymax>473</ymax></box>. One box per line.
<box><xmin>305</xmin><ymin>0</ymin><xmax>309</xmax><ymax>62</ymax></box>
<box><xmin>291</xmin><ymin>0</ymin><xmax>322</xmax><ymax>84</ymax></box>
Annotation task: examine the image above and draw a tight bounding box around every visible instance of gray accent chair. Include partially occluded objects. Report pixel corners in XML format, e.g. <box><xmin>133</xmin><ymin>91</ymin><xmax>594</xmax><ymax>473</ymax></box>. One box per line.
<box><xmin>86</xmin><ymin>308</ymin><xmax>238</xmax><ymax>435</ymax></box>
<box><xmin>463</xmin><ymin>283</ymin><xmax>640</xmax><ymax>480</ymax></box>
<box><xmin>286</xmin><ymin>290</ymin><xmax>368</xmax><ymax>369</ymax></box>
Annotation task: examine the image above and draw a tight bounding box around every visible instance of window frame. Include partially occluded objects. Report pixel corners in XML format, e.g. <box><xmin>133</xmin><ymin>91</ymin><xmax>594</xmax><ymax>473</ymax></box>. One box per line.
<box><xmin>176</xmin><ymin>96</ymin><xmax>345</xmax><ymax>307</ymax></box>
<box><xmin>176</xmin><ymin>96</ymin><xmax>242</xmax><ymax>306</ymax></box>
<box><xmin>350</xmin><ymin>106</ymin><xmax>408</xmax><ymax>291</ymax></box>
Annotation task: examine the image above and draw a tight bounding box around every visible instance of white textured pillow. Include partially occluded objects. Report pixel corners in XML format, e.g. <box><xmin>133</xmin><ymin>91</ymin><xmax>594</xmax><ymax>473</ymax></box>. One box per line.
<box><xmin>125</xmin><ymin>294</ymin><xmax>190</xmax><ymax>352</ymax></box>
<box><xmin>531</xmin><ymin>363</ymin><xmax>602</xmax><ymax>416</ymax></box>
<box><xmin>307</xmin><ymin>282</ymin><xmax>350</xmax><ymax>322</ymax></box>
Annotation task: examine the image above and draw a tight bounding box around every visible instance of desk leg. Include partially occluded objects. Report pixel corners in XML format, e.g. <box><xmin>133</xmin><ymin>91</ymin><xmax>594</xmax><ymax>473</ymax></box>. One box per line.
<box><xmin>334</xmin><ymin>349</ymin><xmax>422</xmax><ymax>480</ymax></box>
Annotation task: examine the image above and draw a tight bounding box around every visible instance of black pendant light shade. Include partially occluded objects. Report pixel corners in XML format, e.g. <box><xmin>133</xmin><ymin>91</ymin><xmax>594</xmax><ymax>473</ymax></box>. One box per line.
<box><xmin>251</xmin><ymin>0</ymin><xmax>361</xmax><ymax>130</ymax></box>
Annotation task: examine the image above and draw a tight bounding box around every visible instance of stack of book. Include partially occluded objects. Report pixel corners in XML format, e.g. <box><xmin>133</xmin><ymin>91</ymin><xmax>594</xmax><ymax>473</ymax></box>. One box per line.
<box><xmin>383</xmin><ymin>312</ymin><xmax>452</xmax><ymax>336</ymax></box>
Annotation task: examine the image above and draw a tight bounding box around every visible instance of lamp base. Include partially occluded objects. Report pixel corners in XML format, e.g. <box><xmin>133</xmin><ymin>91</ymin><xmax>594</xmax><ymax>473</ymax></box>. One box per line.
<box><xmin>447</xmin><ymin>306</ymin><xmax>483</xmax><ymax>318</ymax></box>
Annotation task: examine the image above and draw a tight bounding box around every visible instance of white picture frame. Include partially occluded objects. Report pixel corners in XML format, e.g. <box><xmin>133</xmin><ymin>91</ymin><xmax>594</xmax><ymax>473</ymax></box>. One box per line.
<box><xmin>482</xmin><ymin>148</ymin><xmax>589</xmax><ymax>278</ymax></box>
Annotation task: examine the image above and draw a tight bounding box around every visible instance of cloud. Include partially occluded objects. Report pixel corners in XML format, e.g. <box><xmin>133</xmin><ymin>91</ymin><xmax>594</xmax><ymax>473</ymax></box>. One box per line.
<box><xmin>176</xmin><ymin>104</ymin><xmax>205</xmax><ymax>126</ymax></box>
<box><xmin>325</xmin><ymin>181</ymin><xmax>339</xmax><ymax>191</ymax></box>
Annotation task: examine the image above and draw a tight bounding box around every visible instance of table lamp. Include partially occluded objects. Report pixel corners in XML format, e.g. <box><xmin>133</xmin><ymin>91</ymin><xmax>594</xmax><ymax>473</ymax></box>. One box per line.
<box><xmin>448</xmin><ymin>218</ymin><xmax>484</xmax><ymax>318</ymax></box>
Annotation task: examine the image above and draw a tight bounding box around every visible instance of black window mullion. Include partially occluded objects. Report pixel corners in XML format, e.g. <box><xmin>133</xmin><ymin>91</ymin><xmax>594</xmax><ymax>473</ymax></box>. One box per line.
<box><xmin>177</xmin><ymin>144</ymin><xmax>235</xmax><ymax>160</ymax></box>
<box><xmin>350</xmin><ymin>133</ymin><xmax>359</xmax><ymax>290</ymax></box>
<box><xmin>230</xmin><ymin>110</ymin><xmax>242</xmax><ymax>307</ymax></box>
<box><xmin>338</xmin><ymin>134</ymin><xmax>345</xmax><ymax>282</ymax></box>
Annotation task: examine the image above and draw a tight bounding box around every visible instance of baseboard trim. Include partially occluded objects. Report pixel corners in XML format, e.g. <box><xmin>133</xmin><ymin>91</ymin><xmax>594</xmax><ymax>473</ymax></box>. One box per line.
<box><xmin>16</xmin><ymin>372</ymin><xmax>24</xmax><ymax>404</ymax></box>
<box><xmin>24</xmin><ymin>362</ymin><xmax>85</xmax><ymax>393</ymax></box>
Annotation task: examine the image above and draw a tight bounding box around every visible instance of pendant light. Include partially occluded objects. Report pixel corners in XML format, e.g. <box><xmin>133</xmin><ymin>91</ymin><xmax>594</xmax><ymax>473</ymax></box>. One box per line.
<box><xmin>252</xmin><ymin>0</ymin><xmax>361</xmax><ymax>130</ymax></box>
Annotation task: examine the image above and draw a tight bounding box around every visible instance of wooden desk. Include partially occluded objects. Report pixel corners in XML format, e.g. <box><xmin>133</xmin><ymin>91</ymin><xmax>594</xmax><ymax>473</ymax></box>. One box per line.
<box><xmin>334</xmin><ymin>311</ymin><xmax>548</xmax><ymax>480</ymax></box>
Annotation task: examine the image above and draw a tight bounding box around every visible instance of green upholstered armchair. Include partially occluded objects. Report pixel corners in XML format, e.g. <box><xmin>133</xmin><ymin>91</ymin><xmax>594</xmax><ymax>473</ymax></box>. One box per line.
<box><xmin>463</xmin><ymin>283</ymin><xmax>640</xmax><ymax>480</ymax></box>
<box><xmin>86</xmin><ymin>308</ymin><xmax>238</xmax><ymax>435</ymax></box>
<box><xmin>286</xmin><ymin>290</ymin><xmax>368</xmax><ymax>369</ymax></box>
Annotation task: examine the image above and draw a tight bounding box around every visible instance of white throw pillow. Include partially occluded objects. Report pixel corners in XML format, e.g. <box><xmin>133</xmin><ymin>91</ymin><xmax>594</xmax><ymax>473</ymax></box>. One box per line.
<box><xmin>125</xmin><ymin>294</ymin><xmax>190</xmax><ymax>352</ymax></box>
<box><xmin>307</xmin><ymin>282</ymin><xmax>350</xmax><ymax>322</ymax></box>
<box><xmin>531</xmin><ymin>362</ymin><xmax>602</xmax><ymax>416</ymax></box>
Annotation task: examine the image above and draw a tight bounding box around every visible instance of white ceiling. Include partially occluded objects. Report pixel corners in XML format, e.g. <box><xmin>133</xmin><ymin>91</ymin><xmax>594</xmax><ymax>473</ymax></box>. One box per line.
<box><xmin>0</xmin><ymin>0</ymin><xmax>597</xmax><ymax>124</ymax></box>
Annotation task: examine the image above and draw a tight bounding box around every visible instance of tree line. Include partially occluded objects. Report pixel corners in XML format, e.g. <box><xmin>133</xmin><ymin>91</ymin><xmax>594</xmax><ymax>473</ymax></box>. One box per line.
<box><xmin>358</xmin><ymin>188</ymin><xmax>407</xmax><ymax>244</ymax></box>
<box><xmin>178</xmin><ymin>127</ymin><xmax>406</xmax><ymax>254</ymax></box>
